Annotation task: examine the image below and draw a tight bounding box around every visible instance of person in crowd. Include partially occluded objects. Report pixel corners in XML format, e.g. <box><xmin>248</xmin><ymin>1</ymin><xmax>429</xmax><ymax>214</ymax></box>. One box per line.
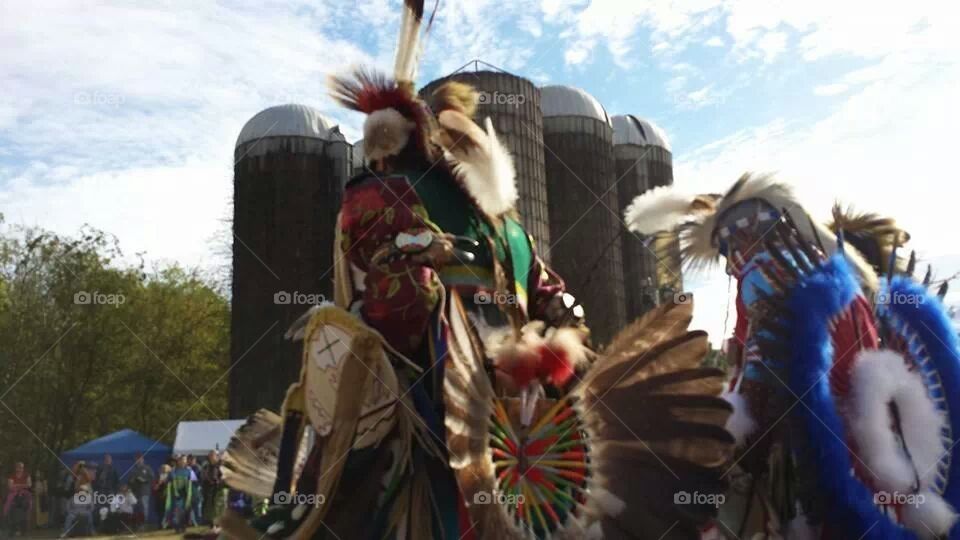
<box><xmin>153</xmin><ymin>464</ymin><xmax>171</xmax><ymax>527</ymax></box>
<box><xmin>61</xmin><ymin>484</ymin><xmax>95</xmax><ymax>537</ymax></box>
<box><xmin>201</xmin><ymin>451</ymin><xmax>225</xmax><ymax>530</ymax></box>
<box><xmin>162</xmin><ymin>456</ymin><xmax>194</xmax><ymax>533</ymax></box>
<box><xmin>92</xmin><ymin>454</ymin><xmax>118</xmax><ymax>496</ymax></box>
<box><xmin>187</xmin><ymin>455</ymin><xmax>202</xmax><ymax>526</ymax></box>
<box><xmin>127</xmin><ymin>452</ymin><xmax>154</xmax><ymax>530</ymax></box>
<box><xmin>101</xmin><ymin>483</ymin><xmax>137</xmax><ymax>534</ymax></box>
<box><xmin>55</xmin><ymin>466</ymin><xmax>74</xmax><ymax>526</ymax></box>
<box><xmin>4</xmin><ymin>462</ymin><xmax>32</xmax><ymax>536</ymax></box>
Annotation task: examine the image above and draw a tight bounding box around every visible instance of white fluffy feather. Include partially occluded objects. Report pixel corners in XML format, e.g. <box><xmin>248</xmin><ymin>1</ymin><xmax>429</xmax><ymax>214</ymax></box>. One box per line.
<box><xmin>721</xmin><ymin>390</ymin><xmax>758</xmax><ymax>446</ymax></box>
<box><xmin>901</xmin><ymin>492</ymin><xmax>959</xmax><ymax>538</ymax></box>
<box><xmin>363</xmin><ymin>108</ymin><xmax>414</xmax><ymax>161</ymax></box>
<box><xmin>623</xmin><ymin>185</ymin><xmax>695</xmax><ymax>236</ymax></box>
<box><xmin>449</xmin><ymin>117</ymin><xmax>518</xmax><ymax>216</ymax></box>
<box><xmin>848</xmin><ymin>349</ymin><xmax>948</xmax><ymax>493</ymax></box>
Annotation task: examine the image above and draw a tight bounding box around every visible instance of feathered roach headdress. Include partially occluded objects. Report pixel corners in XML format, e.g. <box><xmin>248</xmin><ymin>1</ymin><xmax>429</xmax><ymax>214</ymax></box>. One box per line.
<box><xmin>624</xmin><ymin>172</ymin><xmax>879</xmax><ymax>290</ymax></box>
<box><xmin>329</xmin><ymin>1</ymin><xmax>438</xmax><ymax>166</ymax></box>
<box><xmin>828</xmin><ymin>203</ymin><xmax>911</xmax><ymax>276</ymax></box>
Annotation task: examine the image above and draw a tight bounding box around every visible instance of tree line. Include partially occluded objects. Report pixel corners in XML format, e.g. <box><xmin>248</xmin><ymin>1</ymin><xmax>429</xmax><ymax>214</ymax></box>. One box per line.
<box><xmin>0</xmin><ymin>215</ymin><xmax>230</xmax><ymax>479</ymax></box>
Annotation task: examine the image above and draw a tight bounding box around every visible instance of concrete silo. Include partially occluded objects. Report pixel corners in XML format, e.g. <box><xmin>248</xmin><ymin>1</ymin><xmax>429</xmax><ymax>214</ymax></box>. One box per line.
<box><xmin>420</xmin><ymin>65</ymin><xmax>551</xmax><ymax>258</ymax></box>
<box><xmin>612</xmin><ymin>114</ymin><xmax>679</xmax><ymax>319</ymax></box>
<box><xmin>231</xmin><ymin>104</ymin><xmax>351</xmax><ymax>417</ymax></box>
<box><xmin>541</xmin><ymin>86</ymin><xmax>625</xmax><ymax>346</ymax></box>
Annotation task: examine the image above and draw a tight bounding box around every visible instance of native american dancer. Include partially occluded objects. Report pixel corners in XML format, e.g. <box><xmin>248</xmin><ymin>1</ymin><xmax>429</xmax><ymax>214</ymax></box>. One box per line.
<box><xmin>218</xmin><ymin>2</ymin><xmax>736</xmax><ymax>539</ymax></box>
<box><xmin>625</xmin><ymin>173</ymin><xmax>960</xmax><ymax>539</ymax></box>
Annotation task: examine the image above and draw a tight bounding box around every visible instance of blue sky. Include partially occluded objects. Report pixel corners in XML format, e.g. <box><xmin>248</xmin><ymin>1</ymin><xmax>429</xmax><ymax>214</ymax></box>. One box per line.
<box><xmin>1</xmin><ymin>0</ymin><xmax>958</xmax><ymax>336</ymax></box>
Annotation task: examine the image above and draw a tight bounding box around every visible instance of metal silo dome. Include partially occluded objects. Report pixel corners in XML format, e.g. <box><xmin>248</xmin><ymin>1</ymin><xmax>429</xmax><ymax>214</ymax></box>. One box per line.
<box><xmin>235</xmin><ymin>104</ymin><xmax>337</xmax><ymax>148</ymax></box>
<box><xmin>612</xmin><ymin>114</ymin><xmax>671</xmax><ymax>151</ymax></box>
<box><xmin>541</xmin><ymin>85</ymin><xmax>612</xmax><ymax>125</ymax></box>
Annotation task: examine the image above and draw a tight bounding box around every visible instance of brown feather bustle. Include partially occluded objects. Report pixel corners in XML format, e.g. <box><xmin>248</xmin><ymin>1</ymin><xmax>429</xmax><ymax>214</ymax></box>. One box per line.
<box><xmin>829</xmin><ymin>203</ymin><xmax>911</xmax><ymax>275</ymax></box>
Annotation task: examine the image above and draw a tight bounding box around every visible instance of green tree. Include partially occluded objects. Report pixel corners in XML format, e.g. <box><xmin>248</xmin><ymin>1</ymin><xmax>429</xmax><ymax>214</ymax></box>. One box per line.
<box><xmin>0</xmin><ymin>217</ymin><xmax>230</xmax><ymax>481</ymax></box>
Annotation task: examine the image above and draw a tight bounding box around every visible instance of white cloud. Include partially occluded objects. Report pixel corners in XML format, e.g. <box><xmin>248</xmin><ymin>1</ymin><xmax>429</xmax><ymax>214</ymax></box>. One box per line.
<box><xmin>756</xmin><ymin>31</ymin><xmax>788</xmax><ymax>62</ymax></box>
<box><xmin>705</xmin><ymin>36</ymin><xmax>725</xmax><ymax>47</ymax></box>
<box><xmin>813</xmin><ymin>83</ymin><xmax>850</xmax><ymax>96</ymax></box>
<box><xmin>0</xmin><ymin>160</ymin><xmax>230</xmax><ymax>267</ymax></box>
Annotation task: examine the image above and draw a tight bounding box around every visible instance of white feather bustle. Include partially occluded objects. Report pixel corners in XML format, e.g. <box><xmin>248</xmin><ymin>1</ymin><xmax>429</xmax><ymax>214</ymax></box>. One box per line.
<box><xmin>721</xmin><ymin>390</ymin><xmax>758</xmax><ymax>447</ymax></box>
<box><xmin>848</xmin><ymin>349</ymin><xmax>948</xmax><ymax>494</ymax></box>
<box><xmin>448</xmin><ymin>117</ymin><xmax>518</xmax><ymax>217</ymax></box>
<box><xmin>623</xmin><ymin>185</ymin><xmax>696</xmax><ymax>236</ymax></box>
<box><xmin>363</xmin><ymin>108</ymin><xmax>415</xmax><ymax>161</ymax></box>
<box><xmin>901</xmin><ymin>492</ymin><xmax>959</xmax><ymax>538</ymax></box>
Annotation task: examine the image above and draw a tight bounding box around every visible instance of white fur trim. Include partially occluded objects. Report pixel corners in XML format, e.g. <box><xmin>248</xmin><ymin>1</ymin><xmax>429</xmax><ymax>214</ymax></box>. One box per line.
<box><xmin>901</xmin><ymin>491</ymin><xmax>959</xmax><ymax>538</ymax></box>
<box><xmin>848</xmin><ymin>349</ymin><xmax>949</xmax><ymax>494</ymax></box>
<box><xmin>623</xmin><ymin>185</ymin><xmax>695</xmax><ymax>236</ymax></box>
<box><xmin>449</xmin><ymin>117</ymin><xmax>518</xmax><ymax>216</ymax></box>
<box><xmin>363</xmin><ymin>108</ymin><xmax>414</xmax><ymax>161</ymax></box>
<box><xmin>722</xmin><ymin>390</ymin><xmax>758</xmax><ymax>446</ymax></box>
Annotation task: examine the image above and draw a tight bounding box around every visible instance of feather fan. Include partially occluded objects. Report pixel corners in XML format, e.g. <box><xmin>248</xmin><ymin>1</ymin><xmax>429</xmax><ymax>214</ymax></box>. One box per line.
<box><xmin>444</xmin><ymin>293</ymin><xmax>735</xmax><ymax>539</ymax></box>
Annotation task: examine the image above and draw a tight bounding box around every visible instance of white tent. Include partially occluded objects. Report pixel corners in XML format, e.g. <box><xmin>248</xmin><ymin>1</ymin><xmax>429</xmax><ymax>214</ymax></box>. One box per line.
<box><xmin>173</xmin><ymin>419</ymin><xmax>244</xmax><ymax>456</ymax></box>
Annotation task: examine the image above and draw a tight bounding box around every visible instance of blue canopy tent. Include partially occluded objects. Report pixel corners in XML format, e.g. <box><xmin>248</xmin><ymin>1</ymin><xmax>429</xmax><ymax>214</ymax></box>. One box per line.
<box><xmin>61</xmin><ymin>429</ymin><xmax>170</xmax><ymax>480</ymax></box>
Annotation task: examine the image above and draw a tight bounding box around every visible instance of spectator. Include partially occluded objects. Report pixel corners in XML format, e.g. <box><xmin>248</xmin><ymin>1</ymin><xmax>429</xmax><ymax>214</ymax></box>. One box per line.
<box><xmin>162</xmin><ymin>456</ymin><xmax>194</xmax><ymax>533</ymax></box>
<box><xmin>101</xmin><ymin>484</ymin><xmax>137</xmax><ymax>534</ymax></box>
<box><xmin>4</xmin><ymin>462</ymin><xmax>32</xmax><ymax>536</ymax></box>
<box><xmin>153</xmin><ymin>464</ymin><xmax>171</xmax><ymax>527</ymax></box>
<box><xmin>93</xmin><ymin>454</ymin><xmax>118</xmax><ymax>495</ymax></box>
<box><xmin>127</xmin><ymin>453</ymin><xmax>154</xmax><ymax>530</ymax></box>
<box><xmin>187</xmin><ymin>455</ymin><xmax>202</xmax><ymax>526</ymax></box>
<box><xmin>61</xmin><ymin>484</ymin><xmax>94</xmax><ymax>537</ymax></box>
<box><xmin>201</xmin><ymin>451</ymin><xmax>225</xmax><ymax>530</ymax></box>
<box><xmin>57</xmin><ymin>462</ymin><xmax>88</xmax><ymax>527</ymax></box>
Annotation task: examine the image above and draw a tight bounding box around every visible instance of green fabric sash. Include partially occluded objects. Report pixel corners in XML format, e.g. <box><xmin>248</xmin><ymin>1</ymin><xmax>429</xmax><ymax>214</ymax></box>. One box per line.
<box><xmin>400</xmin><ymin>170</ymin><xmax>533</xmax><ymax>308</ymax></box>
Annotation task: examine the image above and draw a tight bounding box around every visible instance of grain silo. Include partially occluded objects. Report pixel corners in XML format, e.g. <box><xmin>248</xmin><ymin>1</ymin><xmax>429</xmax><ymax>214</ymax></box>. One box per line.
<box><xmin>231</xmin><ymin>104</ymin><xmax>351</xmax><ymax>417</ymax></box>
<box><xmin>541</xmin><ymin>86</ymin><xmax>625</xmax><ymax>346</ymax></box>
<box><xmin>612</xmin><ymin>114</ymin><xmax>680</xmax><ymax>319</ymax></box>
<box><xmin>351</xmin><ymin>139</ymin><xmax>365</xmax><ymax>178</ymax></box>
<box><xmin>420</xmin><ymin>63</ymin><xmax>550</xmax><ymax>258</ymax></box>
